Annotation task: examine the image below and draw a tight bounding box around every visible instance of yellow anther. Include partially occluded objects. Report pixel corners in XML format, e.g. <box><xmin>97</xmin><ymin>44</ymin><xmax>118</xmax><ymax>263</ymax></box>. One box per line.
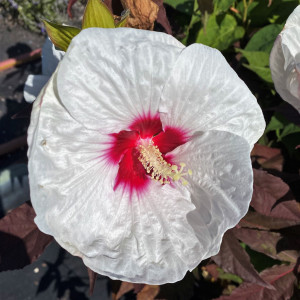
<box><xmin>171</xmin><ymin>165</ymin><xmax>178</xmax><ymax>171</ymax></box>
<box><xmin>173</xmin><ymin>173</ymin><xmax>181</xmax><ymax>181</ymax></box>
<box><xmin>138</xmin><ymin>140</ymin><xmax>191</xmax><ymax>186</ymax></box>
<box><xmin>182</xmin><ymin>180</ymin><xmax>188</xmax><ymax>186</ymax></box>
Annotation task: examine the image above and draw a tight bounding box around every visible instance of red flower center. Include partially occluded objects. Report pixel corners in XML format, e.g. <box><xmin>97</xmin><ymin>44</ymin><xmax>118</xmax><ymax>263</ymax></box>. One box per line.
<box><xmin>105</xmin><ymin>113</ymin><xmax>189</xmax><ymax>197</ymax></box>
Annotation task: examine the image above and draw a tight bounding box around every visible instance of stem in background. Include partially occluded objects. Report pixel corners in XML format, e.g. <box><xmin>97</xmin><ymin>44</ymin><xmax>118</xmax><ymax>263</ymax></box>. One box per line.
<box><xmin>243</xmin><ymin>0</ymin><xmax>247</xmax><ymax>23</ymax></box>
<box><xmin>243</xmin><ymin>0</ymin><xmax>254</xmax><ymax>23</ymax></box>
<box><xmin>0</xmin><ymin>48</ymin><xmax>41</xmax><ymax>72</ymax></box>
<box><xmin>230</xmin><ymin>7</ymin><xmax>240</xmax><ymax>14</ymax></box>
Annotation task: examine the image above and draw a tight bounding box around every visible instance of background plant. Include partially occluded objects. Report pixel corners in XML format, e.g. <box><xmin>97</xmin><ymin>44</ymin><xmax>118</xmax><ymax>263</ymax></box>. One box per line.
<box><xmin>0</xmin><ymin>0</ymin><xmax>69</xmax><ymax>32</ymax></box>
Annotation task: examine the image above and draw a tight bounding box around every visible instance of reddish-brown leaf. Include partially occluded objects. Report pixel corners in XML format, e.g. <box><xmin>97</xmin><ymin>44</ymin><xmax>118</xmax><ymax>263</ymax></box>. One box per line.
<box><xmin>240</xmin><ymin>211</ymin><xmax>299</xmax><ymax>230</ymax></box>
<box><xmin>251</xmin><ymin>144</ymin><xmax>283</xmax><ymax>171</ymax></box>
<box><xmin>134</xmin><ymin>284</ymin><xmax>146</xmax><ymax>294</ymax></box>
<box><xmin>212</xmin><ymin>231</ymin><xmax>271</xmax><ymax>288</ymax></box>
<box><xmin>112</xmin><ymin>281</ymin><xmax>135</xmax><ymax>300</ymax></box>
<box><xmin>275</xmin><ymin>225</ymin><xmax>300</xmax><ymax>257</ymax></box>
<box><xmin>0</xmin><ymin>202</ymin><xmax>53</xmax><ymax>271</ymax></box>
<box><xmin>252</xmin><ymin>169</ymin><xmax>300</xmax><ymax>221</ymax></box>
<box><xmin>215</xmin><ymin>264</ymin><xmax>296</xmax><ymax>300</ymax></box>
<box><xmin>152</xmin><ymin>0</ymin><xmax>172</xmax><ymax>34</ymax></box>
<box><xmin>137</xmin><ymin>285</ymin><xmax>160</xmax><ymax>300</ymax></box>
<box><xmin>232</xmin><ymin>227</ymin><xmax>298</xmax><ymax>263</ymax></box>
<box><xmin>112</xmin><ymin>281</ymin><xmax>157</xmax><ymax>300</ymax></box>
<box><xmin>87</xmin><ymin>267</ymin><xmax>98</xmax><ymax>295</ymax></box>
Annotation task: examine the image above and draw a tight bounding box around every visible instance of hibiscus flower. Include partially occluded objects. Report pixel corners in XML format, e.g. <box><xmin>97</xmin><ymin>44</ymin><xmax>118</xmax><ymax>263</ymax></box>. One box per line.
<box><xmin>27</xmin><ymin>28</ymin><xmax>265</xmax><ymax>284</ymax></box>
<box><xmin>270</xmin><ymin>5</ymin><xmax>300</xmax><ymax>112</ymax></box>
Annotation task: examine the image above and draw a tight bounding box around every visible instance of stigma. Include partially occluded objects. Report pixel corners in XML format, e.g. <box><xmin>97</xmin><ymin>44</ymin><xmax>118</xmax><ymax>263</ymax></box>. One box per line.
<box><xmin>138</xmin><ymin>140</ymin><xmax>192</xmax><ymax>186</ymax></box>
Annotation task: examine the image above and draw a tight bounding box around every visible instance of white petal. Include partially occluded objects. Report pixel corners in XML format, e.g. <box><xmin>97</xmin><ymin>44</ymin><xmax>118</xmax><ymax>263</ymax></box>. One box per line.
<box><xmin>28</xmin><ymin>71</ymin><xmax>116</xmax><ymax>235</ymax></box>
<box><xmin>81</xmin><ymin>183</ymin><xmax>201</xmax><ymax>284</ymax></box>
<box><xmin>270</xmin><ymin>6</ymin><xmax>300</xmax><ymax>112</ymax></box>
<box><xmin>42</xmin><ymin>38</ymin><xmax>64</xmax><ymax>75</ymax></box>
<box><xmin>56</xmin><ymin>28</ymin><xmax>184</xmax><ymax>133</ymax></box>
<box><xmin>158</xmin><ymin>44</ymin><xmax>265</xmax><ymax>148</ymax></box>
<box><xmin>168</xmin><ymin>130</ymin><xmax>253</xmax><ymax>259</ymax></box>
<box><xmin>24</xmin><ymin>75</ymin><xmax>50</xmax><ymax>103</ymax></box>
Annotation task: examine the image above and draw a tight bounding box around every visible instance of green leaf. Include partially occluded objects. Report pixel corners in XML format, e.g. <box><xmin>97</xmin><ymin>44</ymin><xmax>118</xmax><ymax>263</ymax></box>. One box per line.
<box><xmin>265</xmin><ymin>113</ymin><xmax>300</xmax><ymax>142</ymax></box>
<box><xmin>164</xmin><ymin>0</ymin><xmax>194</xmax><ymax>15</ymax></box>
<box><xmin>196</xmin><ymin>13</ymin><xmax>245</xmax><ymax>51</ymax></box>
<box><xmin>238</xmin><ymin>26</ymin><xmax>280</xmax><ymax>82</ymax></box>
<box><xmin>214</xmin><ymin>0</ymin><xmax>235</xmax><ymax>12</ymax></box>
<box><xmin>281</xmin><ymin>124</ymin><xmax>300</xmax><ymax>140</ymax></box>
<box><xmin>245</xmin><ymin>24</ymin><xmax>283</xmax><ymax>53</ymax></box>
<box><xmin>281</xmin><ymin>133</ymin><xmax>300</xmax><ymax>158</ymax></box>
<box><xmin>43</xmin><ymin>20</ymin><xmax>80</xmax><ymax>52</ymax></box>
<box><xmin>184</xmin><ymin>0</ymin><xmax>215</xmax><ymax>45</ymax></box>
<box><xmin>82</xmin><ymin>0</ymin><xmax>115</xmax><ymax>29</ymax></box>
<box><xmin>237</xmin><ymin>50</ymin><xmax>269</xmax><ymax>67</ymax></box>
<box><xmin>236</xmin><ymin>0</ymin><xmax>271</xmax><ymax>27</ymax></box>
<box><xmin>243</xmin><ymin>64</ymin><xmax>273</xmax><ymax>83</ymax></box>
<box><xmin>197</xmin><ymin>0</ymin><xmax>214</xmax><ymax>14</ymax></box>
<box><xmin>189</xmin><ymin>0</ymin><xmax>202</xmax><ymax>26</ymax></box>
<box><xmin>269</xmin><ymin>1</ymin><xmax>300</xmax><ymax>24</ymax></box>
<box><xmin>239</xmin><ymin>25</ymin><xmax>281</xmax><ymax>83</ymax></box>
<box><xmin>239</xmin><ymin>0</ymin><xmax>299</xmax><ymax>27</ymax></box>
<box><xmin>265</xmin><ymin>114</ymin><xmax>285</xmax><ymax>133</ymax></box>
<box><xmin>217</xmin><ymin>268</ymin><xmax>243</xmax><ymax>284</ymax></box>
<box><xmin>181</xmin><ymin>0</ymin><xmax>202</xmax><ymax>45</ymax></box>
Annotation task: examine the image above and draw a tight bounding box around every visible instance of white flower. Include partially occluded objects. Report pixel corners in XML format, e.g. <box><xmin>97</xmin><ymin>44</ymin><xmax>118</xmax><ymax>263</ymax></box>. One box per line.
<box><xmin>270</xmin><ymin>5</ymin><xmax>300</xmax><ymax>112</ymax></box>
<box><xmin>24</xmin><ymin>38</ymin><xmax>64</xmax><ymax>103</ymax></box>
<box><xmin>27</xmin><ymin>28</ymin><xmax>265</xmax><ymax>284</ymax></box>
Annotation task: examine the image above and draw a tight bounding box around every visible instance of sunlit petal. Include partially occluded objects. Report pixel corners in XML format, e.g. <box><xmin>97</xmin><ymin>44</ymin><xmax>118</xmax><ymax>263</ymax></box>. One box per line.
<box><xmin>56</xmin><ymin>28</ymin><xmax>184</xmax><ymax>134</ymax></box>
<box><xmin>159</xmin><ymin>44</ymin><xmax>265</xmax><ymax>148</ymax></box>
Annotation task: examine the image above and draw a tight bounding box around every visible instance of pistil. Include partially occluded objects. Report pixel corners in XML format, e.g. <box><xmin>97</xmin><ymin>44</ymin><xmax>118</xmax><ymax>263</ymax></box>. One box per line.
<box><xmin>138</xmin><ymin>140</ymin><xmax>192</xmax><ymax>186</ymax></box>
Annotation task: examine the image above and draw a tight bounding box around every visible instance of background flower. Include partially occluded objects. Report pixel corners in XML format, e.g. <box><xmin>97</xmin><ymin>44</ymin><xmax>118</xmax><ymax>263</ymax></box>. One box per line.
<box><xmin>27</xmin><ymin>28</ymin><xmax>265</xmax><ymax>284</ymax></box>
<box><xmin>270</xmin><ymin>5</ymin><xmax>300</xmax><ymax>112</ymax></box>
